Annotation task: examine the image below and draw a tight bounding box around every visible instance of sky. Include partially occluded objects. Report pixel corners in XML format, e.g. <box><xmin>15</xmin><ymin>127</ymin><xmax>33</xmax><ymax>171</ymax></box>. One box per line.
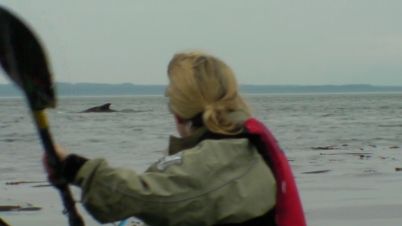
<box><xmin>0</xmin><ymin>0</ymin><xmax>401</xmax><ymax>85</ymax></box>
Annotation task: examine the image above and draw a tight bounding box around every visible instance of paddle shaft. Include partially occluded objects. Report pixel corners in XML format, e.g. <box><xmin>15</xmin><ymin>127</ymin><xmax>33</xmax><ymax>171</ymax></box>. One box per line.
<box><xmin>0</xmin><ymin>7</ymin><xmax>84</xmax><ymax>225</ymax></box>
<box><xmin>32</xmin><ymin>111</ymin><xmax>84</xmax><ymax>226</ymax></box>
<box><xmin>0</xmin><ymin>217</ymin><xmax>11</xmax><ymax>226</ymax></box>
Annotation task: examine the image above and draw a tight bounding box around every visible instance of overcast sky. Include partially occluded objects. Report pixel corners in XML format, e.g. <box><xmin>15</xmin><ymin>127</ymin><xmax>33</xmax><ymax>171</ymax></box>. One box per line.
<box><xmin>1</xmin><ymin>0</ymin><xmax>401</xmax><ymax>85</ymax></box>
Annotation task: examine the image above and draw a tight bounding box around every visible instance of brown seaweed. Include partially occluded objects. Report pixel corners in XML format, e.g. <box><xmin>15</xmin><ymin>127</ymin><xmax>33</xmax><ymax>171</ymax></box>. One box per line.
<box><xmin>302</xmin><ymin>169</ymin><xmax>331</xmax><ymax>174</ymax></box>
<box><xmin>0</xmin><ymin>205</ymin><xmax>41</xmax><ymax>212</ymax></box>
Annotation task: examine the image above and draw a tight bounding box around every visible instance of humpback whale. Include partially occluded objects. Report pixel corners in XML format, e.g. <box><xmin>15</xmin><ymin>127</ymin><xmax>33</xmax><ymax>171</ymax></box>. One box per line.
<box><xmin>80</xmin><ymin>103</ymin><xmax>117</xmax><ymax>113</ymax></box>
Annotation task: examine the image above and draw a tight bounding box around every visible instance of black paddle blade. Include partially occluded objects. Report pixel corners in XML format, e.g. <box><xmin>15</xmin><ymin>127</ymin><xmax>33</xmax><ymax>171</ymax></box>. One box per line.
<box><xmin>0</xmin><ymin>6</ymin><xmax>55</xmax><ymax>110</ymax></box>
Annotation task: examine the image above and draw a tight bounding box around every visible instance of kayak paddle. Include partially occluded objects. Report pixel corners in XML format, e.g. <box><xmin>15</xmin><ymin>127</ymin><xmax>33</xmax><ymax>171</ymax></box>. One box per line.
<box><xmin>0</xmin><ymin>6</ymin><xmax>84</xmax><ymax>226</ymax></box>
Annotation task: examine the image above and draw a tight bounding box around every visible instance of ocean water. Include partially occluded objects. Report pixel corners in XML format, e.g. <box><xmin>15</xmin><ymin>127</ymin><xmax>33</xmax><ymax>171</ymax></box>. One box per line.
<box><xmin>0</xmin><ymin>93</ymin><xmax>402</xmax><ymax>226</ymax></box>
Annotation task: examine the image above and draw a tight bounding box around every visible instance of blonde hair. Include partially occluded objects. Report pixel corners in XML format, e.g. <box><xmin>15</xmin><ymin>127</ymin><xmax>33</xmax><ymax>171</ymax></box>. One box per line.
<box><xmin>166</xmin><ymin>51</ymin><xmax>251</xmax><ymax>135</ymax></box>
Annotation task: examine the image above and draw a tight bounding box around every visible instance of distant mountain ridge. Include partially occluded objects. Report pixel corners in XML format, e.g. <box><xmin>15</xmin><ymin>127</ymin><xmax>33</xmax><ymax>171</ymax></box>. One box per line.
<box><xmin>1</xmin><ymin>82</ymin><xmax>402</xmax><ymax>97</ymax></box>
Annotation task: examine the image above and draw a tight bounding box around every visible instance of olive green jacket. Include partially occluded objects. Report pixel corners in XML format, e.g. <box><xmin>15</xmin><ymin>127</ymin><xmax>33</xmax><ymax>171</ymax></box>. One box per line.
<box><xmin>74</xmin><ymin>128</ymin><xmax>276</xmax><ymax>226</ymax></box>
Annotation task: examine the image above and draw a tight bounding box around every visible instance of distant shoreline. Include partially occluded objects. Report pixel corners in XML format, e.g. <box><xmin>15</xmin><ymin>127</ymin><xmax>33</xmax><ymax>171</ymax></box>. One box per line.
<box><xmin>0</xmin><ymin>83</ymin><xmax>401</xmax><ymax>97</ymax></box>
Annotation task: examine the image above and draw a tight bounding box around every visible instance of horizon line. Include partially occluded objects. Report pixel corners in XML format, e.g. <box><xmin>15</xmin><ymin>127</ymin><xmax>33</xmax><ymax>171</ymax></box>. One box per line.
<box><xmin>1</xmin><ymin>82</ymin><xmax>402</xmax><ymax>87</ymax></box>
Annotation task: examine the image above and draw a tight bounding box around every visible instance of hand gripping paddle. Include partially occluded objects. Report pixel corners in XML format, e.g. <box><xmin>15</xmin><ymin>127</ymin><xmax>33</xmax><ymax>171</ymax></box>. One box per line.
<box><xmin>0</xmin><ymin>6</ymin><xmax>84</xmax><ymax>226</ymax></box>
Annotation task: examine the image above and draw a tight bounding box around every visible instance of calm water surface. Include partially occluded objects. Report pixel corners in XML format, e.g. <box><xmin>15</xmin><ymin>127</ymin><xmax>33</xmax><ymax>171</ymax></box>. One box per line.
<box><xmin>1</xmin><ymin>93</ymin><xmax>401</xmax><ymax>226</ymax></box>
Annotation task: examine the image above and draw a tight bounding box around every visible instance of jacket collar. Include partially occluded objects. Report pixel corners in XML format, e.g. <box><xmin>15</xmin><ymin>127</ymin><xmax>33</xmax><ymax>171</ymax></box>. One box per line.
<box><xmin>168</xmin><ymin>127</ymin><xmax>208</xmax><ymax>155</ymax></box>
<box><xmin>167</xmin><ymin>111</ymin><xmax>249</xmax><ymax>155</ymax></box>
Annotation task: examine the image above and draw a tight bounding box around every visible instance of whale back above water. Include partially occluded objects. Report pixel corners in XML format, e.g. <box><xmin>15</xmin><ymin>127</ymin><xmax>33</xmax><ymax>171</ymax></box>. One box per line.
<box><xmin>80</xmin><ymin>103</ymin><xmax>117</xmax><ymax>113</ymax></box>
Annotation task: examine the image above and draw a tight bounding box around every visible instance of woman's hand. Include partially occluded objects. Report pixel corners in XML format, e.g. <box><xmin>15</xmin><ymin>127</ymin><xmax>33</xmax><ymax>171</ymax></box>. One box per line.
<box><xmin>53</xmin><ymin>144</ymin><xmax>69</xmax><ymax>161</ymax></box>
<box><xmin>42</xmin><ymin>144</ymin><xmax>70</xmax><ymax>182</ymax></box>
